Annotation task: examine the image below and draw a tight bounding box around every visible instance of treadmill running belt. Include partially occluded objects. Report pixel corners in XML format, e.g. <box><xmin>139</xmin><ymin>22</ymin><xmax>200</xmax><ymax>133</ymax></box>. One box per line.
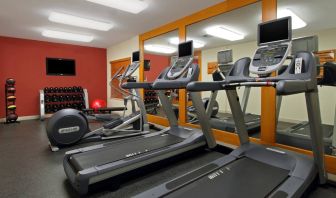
<box><xmin>293</xmin><ymin>123</ymin><xmax>333</xmax><ymax>138</ymax></box>
<box><xmin>165</xmin><ymin>157</ymin><xmax>289</xmax><ymax>198</ymax></box>
<box><xmin>70</xmin><ymin>134</ymin><xmax>184</xmax><ymax>171</ymax></box>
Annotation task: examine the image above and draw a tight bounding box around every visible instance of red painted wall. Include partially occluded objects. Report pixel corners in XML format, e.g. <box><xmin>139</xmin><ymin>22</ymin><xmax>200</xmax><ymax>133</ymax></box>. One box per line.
<box><xmin>144</xmin><ymin>53</ymin><xmax>170</xmax><ymax>82</ymax></box>
<box><xmin>0</xmin><ymin>36</ymin><xmax>107</xmax><ymax>118</ymax></box>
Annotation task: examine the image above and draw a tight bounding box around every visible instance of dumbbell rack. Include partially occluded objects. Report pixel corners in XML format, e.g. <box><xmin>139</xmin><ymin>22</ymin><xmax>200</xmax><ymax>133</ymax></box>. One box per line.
<box><xmin>39</xmin><ymin>87</ymin><xmax>89</xmax><ymax>121</ymax></box>
<box><xmin>4</xmin><ymin>82</ymin><xmax>19</xmax><ymax>124</ymax></box>
<box><xmin>144</xmin><ymin>90</ymin><xmax>159</xmax><ymax>115</ymax></box>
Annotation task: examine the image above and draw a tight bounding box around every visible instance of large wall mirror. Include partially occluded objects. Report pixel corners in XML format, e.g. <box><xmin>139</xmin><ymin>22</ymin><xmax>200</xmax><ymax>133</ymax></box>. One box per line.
<box><xmin>185</xmin><ymin>2</ymin><xmax>262</xmax><ymax>138</ymax></box>
<box><xmin>143</xmin><ymin>30</ymin><xmax>178</xmax><ymax>118</ymax></box>
<box><xmin>276</xmin><ymin>0</ymin><xmax>336</xmax><ymax>156</ymax></box>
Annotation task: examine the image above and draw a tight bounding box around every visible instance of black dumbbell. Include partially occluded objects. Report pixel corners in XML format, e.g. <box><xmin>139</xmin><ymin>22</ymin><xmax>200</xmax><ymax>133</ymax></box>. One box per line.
<box><xmin>52</xmin><ymin>104</ymin><xmax>58</xmax><ymax>112</ymax></box>
<box><xmin>51</xmin><ymin>95</ymin><xmax>57</xmax><ymax>102</ymax></box>
<box><xmin>58</xmin><ymin>95</ymin><xmax>64</xmax><ymax>102</ymax></box>
<box><xmin>54</xmin><ymin>87</ymin><xmax>59</xmax><ymax>93</ymax></box>
<box><xmin>44</xmin><ymin>87</ymin><xmax>49</xmax><ymax>93</ymax></box>
<box><xmin>45</xmin><ymin>104</ymin><xmax>51</xmax><ymax>113</ymax></box>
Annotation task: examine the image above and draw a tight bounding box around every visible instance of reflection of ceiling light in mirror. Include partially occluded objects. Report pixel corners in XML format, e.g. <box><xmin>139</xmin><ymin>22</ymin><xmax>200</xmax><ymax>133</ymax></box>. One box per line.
<box><xmin>42</xmin><ymin>30</ymin><xmax>94</xmax><ymax>42</ymax></box>
<box><xmin>205</xmin><ymin>26</ymin><xmax>244</xmax><ymax>41</ymax></box>
<box><xmin>278</xmin><ymin>9</ymin><xmax>306</xmax><ymax>29</ymax></box>
<box><xmin>169</xmin><ymin>37</ymin><xmax>205</xmax><ymax>48</ymax></box>
<box><xmin>86</xmin><ymin>0</ymin><xmax>148</xmax><ymax>14</ymax></box>
<box><xmin>144</xmin><ymin>44</ymin><xmax>176</xmax><ymax>54</ymax></box>
<box><xmin>49</xmin><ymin>12</ymin><xmax>113</xmax><ymax>31</ymax></box>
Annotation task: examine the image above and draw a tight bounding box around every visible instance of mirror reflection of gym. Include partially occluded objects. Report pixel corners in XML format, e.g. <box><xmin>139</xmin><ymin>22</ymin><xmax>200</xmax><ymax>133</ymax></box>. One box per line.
<box><xmin>185</xmin><ymin>2</ymin><xmax>262</xmax><ymax>138</ymax></box>
<box><xmin>143</xmin><ymin>30</ymin><xmax>178</xmax><ymax>118</ymax></box>
<box><xmin>275</xmin><ymin>0</ymin><xmax>336</xmax><ymax>156</ymax></box>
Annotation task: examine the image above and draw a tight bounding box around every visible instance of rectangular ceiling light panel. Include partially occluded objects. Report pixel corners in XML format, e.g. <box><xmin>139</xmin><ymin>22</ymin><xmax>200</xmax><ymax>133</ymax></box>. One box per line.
<box><xmin>49</xmin><ymin>12</ymin><xmax>113</xmax><ymax>31</ymax></box>
<box><xmin>144</xmin><ymin>44</ymin><xmax>176</xmax><ymax>54</ymax></box>
<box><xmin>205</xmin><ymin>26</ymin><xmax>245</xmax><ymax>41</ymax></box>
<box><xmin>278</xmin><ymin>9</ymin><xmax>306</xmax><ymax>29</ymax></box>
<box><xmin>42</xmin><ymin>30</ymin><xmax>94</xmax><ymax>42</ymax></box>
<box><xmin>86</xmin><ymin>0</ymin><xmax>148</xmax><ymax>14</ymax></box>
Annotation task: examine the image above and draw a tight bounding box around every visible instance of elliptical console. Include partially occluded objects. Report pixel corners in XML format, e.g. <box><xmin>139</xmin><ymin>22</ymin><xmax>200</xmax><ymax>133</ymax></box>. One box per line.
<box><xmin>167</xmin><ymin>41</ymin><xmax>194</xmax><ymax>79</ymax></box>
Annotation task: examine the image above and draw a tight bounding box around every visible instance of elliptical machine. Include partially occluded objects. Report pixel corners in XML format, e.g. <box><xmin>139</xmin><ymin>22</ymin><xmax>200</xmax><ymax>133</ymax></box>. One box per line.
<box><xmin>46</xmin><ymin>51</ymin><xmax>151</xmax><ymax>151</ymax></box>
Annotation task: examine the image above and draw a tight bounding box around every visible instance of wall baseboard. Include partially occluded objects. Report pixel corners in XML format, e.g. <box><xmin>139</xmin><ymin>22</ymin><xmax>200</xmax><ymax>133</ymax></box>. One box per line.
<box><xmin>0</xmin><ymin>115</ymin><xmax>44</xmax><ymax>122</ymax></box>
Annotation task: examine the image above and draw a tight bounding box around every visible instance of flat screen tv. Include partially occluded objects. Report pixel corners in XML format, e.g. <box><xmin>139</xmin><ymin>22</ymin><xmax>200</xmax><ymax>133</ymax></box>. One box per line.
<box><xmin>46</xmin><ymin>58</ymin><xmax>76</xmax><ymax>76</ymax></box>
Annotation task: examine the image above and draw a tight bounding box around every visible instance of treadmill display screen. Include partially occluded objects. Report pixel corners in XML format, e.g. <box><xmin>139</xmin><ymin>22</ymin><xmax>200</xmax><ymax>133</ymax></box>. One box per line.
<box><xmin>292</xmin><ymin>36</ymin><xmax>318</xmax><ymax>55</ymax></box>
<box><xmin>132</xmin><ymin>51</ymin><xmax>140</xmax><ymax>62</ymax></box>
<box><xmin>218</xmin><ymin>50</ymin><xmax>233</xmax><ymax>64</ymax></box>
<box><xmin>178</xmin><ymin>41</ymin><xmax>193</xmax><ymax>58</ymax></box>
<box><xmin>258</xmin><ymin>17</ymin><xmax>291</xmax><ymax>46</ymax></box>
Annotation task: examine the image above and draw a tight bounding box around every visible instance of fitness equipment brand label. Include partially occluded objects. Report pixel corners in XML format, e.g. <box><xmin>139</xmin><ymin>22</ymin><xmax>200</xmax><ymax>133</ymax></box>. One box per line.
<box><xmin>208</xmin><ymin>167</ymin><xmax>230</xmax><ymax>180</ymax></box>
<box><xmin>58</xmin><ymin>126</ymin><xmax>80</xmax><ymax>134</ymax></box>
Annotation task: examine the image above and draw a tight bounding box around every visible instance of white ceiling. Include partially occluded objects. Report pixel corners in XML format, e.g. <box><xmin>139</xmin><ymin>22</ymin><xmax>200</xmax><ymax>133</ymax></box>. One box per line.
<box><xmin>144</xmin><ymin>0</ymin><xmax>336</xmax><ymax>53</ymax></box>
<box><xmin>0</xmin><ymin>0</ymin><xmax>223</xmax><ymax>48</ymax></box>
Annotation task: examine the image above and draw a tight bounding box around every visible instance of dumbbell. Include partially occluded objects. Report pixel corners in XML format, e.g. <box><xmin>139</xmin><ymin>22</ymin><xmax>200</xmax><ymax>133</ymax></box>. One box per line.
<box><xmin>60</xmin><ymin>104</ymin><xmax>65</xmax><ymax>110</ymax></box>
<box><xmin>44</xmin><ymin>95</ymin><xmax>50</xmax><ymax>102</ymax></box>
<box><xmin>7</xmin><ymin>113</ymin><xmax>18</xmax><ymax>122</ymax></box>
<box><xmin>67</xmin><ymin>87</ymin><xmax>73</xmax><ymax>93</ymax></box>
<box><xmin>45</xmin><ymin>104</ymin><xmax>51</xmax><ymax>113</ymax></box>
<box><xmin>58</xmin><ymin>95</ymin><xmax>64</xmax><ymax>102</ymax></box>
<box><xmin>78</xmin><ymin>87</ymin><xmax>83</xmax><ymax>93</ymax></box>
<box><xmin>51</xmin><ymin>95</ymin><xmax>57</xmax><ymax>102</ymax></box>
<box><xmin>7</xmin><ymin>105</ymin><xmax>16</xmax><ymax>110</ymax></box>
<box><xmin>54</xmin><ymin>87</ymin><xmax>59</xmax><ymax>93</ymax></box>
<box><xmin>51</xmin><ymin>104</ymin><xmax>58</xmax><ymax>112</ymax></box>
<box><xmin>6</xmin><ymin>78</ymin><xmax>15</xmax><ymax>86</ymax></box>
<box><xmin>44</xmin><ymin>87</ymin><xmax>49</xmax><ymax>93</ymax></box>
<box><xmin>7</xmin><ymin>87</ymin><xmax>16</xmax><ymax>93</ymax></box>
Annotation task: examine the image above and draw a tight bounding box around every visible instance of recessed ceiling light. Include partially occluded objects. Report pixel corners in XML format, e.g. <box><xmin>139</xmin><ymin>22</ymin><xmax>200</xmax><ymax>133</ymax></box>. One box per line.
<box><xmin>86</xmin><ymin>0</ymin><xmax>148</xmax><ymax>14</ymax></box>
<box><xmin>49</xmin><ymin>12</ymin><xmax>113</xmax><ymax>31</ymax></box>
<box><xmin>205</xmin><ymin>26</ymin><xmax>245</xmax><ymax>41</ymax></box>
<box><xmin>169</xmin><ymin>37</ymin><xmax>206</xmax><ymax>48</ymax></box>
<box><xmin>42</xmin><ymin>30</ymin><xmax>94</xmax><ymax>42</ymax></box>
<box><xmin>144</xmin><ymin>44</ymin><xmax>176</xmax><ymax>54</ymax></box>
<box><xmin>278</xmin><ymin>9</ymin><xmax>306</xmax><ymax>29</ymax></box>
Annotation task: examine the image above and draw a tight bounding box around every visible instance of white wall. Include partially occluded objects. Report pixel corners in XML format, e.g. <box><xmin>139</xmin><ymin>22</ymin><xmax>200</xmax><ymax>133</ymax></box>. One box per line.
<box><xmin>201</xmin><ymin>27</ymin><xmax>336</xmax><ymax>124</ymax></box>
<box><xmin>106</xmin><ymin>36</ymin><xmax>139</xmax><ymax>114</ymax></box>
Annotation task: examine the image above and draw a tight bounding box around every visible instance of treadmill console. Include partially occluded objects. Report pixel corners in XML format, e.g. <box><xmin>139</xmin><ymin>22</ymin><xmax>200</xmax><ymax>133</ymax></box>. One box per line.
<box><xmin>250</xmin><ymin>17</ymin><xmax>292</xmax><ymax>75</ymax></box>
<box><xmin>250</xmin><ymin>44</ymin><xmax>291</xmax><ymax>74</ymax></box>
<box><xmin>217</xmin><ymin>50</ymin><xmax>233</xmax><ymax>76</ymax></box>
<box><xmin>167</xmin><ymin>41</ymin><xmax>194</xmax><ymax>79</ymax></box>
<box><xmin>124</xmin><ymin>51</ymin><xmax>140</xmax><ymax>77</ymax></box>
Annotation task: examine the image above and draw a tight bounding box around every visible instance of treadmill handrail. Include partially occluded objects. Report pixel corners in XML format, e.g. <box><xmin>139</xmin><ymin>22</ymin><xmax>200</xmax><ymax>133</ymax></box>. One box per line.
<box><xmin>122</xmin><ymin>82</ymin><xmax>153</xmax><ymax>90</ymax></box>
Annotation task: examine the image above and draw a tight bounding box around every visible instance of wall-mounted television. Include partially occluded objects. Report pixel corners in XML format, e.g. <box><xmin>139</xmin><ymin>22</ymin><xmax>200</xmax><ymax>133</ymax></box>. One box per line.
<box><xmin>46</xmin><ymin>58</ymin><xmax>76</xmax><ymax>76</ymax></box>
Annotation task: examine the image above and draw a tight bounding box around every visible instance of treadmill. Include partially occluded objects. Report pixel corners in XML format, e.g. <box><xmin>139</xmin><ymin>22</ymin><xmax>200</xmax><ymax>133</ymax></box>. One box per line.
<box><xmin>209</xmin><ymin>50</ymin><xmax>260</xmax><ymax>134</ymax></box>
<box><xmin>63</xmin><ymin>41</ymin><xmax>216</xmax><ymax>195</ymax></box>
<box><xmin>135</xmin><ymin>17</ymin><xmax>327</xmax><ymax>198</ymax></box>
<box><xmin>277</xmin><ymin>63</ymin><xmax>336</xmax><ymax>155</ymax></box>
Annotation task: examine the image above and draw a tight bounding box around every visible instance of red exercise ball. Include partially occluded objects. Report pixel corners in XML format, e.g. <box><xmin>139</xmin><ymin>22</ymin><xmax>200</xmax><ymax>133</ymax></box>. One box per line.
<box><xmin>91</xmin><ymin>99</ymin><xmax>106</xmax><ymax>110</ymax></box>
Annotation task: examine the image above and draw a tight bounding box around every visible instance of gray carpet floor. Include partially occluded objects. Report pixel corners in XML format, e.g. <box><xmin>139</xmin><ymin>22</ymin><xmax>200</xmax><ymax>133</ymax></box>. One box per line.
<box><xmin>0</xmin><ymin>120</ymin><xmax>335</xmax><ymax>198</ymax></box>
